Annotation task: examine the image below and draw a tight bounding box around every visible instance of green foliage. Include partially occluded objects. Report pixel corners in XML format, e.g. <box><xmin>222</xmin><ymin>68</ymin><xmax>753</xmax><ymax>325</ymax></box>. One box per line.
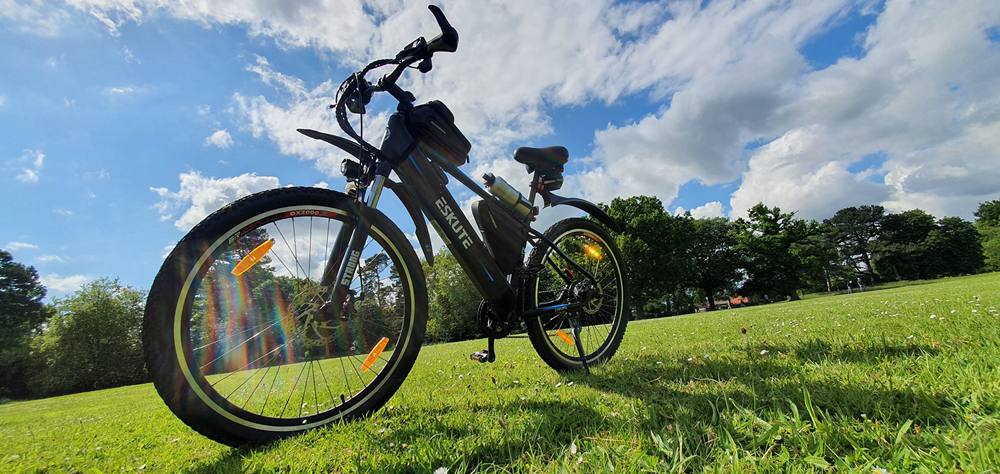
<box><xmin>925</xmin><ymin>217</ymin><xmax>984</xmax><ymax>275</ymax></box>
<box><xmin>872</xmin><ymin>209</ymin><xmax>937</xmax><ymax>280</ymax></box>
<box><xmin>735</xmin><ymin>204</ymin><xmax>810</xmax><ymax>301</ymax></box>
<box><xmin>688</xmin><ymin>218</ymin><xmax>741</xmax><ymax>309</ymax></box>
<box><xmin>31</xmin><ymin>278</ymin><xmax>147</xmax><ymax>395</ymax></box>
<box><xmin>0</xmin><ymin>249</ymin><xmax>49</xmax><ymax>397</ymax></box>
<box><xmin>976</xmin><ymin>200</ymin><xmax>1000</xmax><ymax>271</ymax></box>
<box><xmin>980</xmin><ymin>224</ymin><xmax>1000</xmax><ymax>271</ymax></box>
<box><xmin>605</xmin><ymin>196</ymin><xmax>695</xmax><ymax>316</ymax></box>
<box><xmin>423</xmin><ymin>250</ymin><xmax>480</xmax><ymax>343</ymax></box>
<box><xmin>974</xmin><ymin>199</ymin><xmax>1000</xmax><ymax>226</ymax></box>
<box><xmin>3</xmin><ymin>274</ymin><xmax>1000</xmax><ymax>472</ymax></box>
<box><xmin>793</xmin><ymin>222</ymin><xmax>854</xmax><ymax>293</ymax></box>
<box><xmin>824</xmin><ymin>205</ymin><xmax>884</xmax><ymax>277</ymax></box>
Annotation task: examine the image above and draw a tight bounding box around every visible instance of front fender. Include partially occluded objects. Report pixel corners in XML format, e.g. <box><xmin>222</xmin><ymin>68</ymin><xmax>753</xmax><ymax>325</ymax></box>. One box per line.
<box><xmin>541</xmin><ymin>191</ymin><xmax>621</xmax><ymax>233</ymax></box>
<box><xmin>297</xmin><ymin>128</ymin><xmax>436</xmax><ymax>265</ymax></box>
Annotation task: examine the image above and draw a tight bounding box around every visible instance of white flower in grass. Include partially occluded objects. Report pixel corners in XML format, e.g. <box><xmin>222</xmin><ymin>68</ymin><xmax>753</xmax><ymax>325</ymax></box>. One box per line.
<box><xmin>434</xmin><ymin>468</ymin><xmax>449</xmax><ymax>474</ymax></box>
<box><xmin>759</xmin><ymin>349</ymin><xmax>769</xmax><ymax>356</ymax></box>
<box><xmin>930</xmin><ymin>314</ymin><xmax>937</xmax><ymax>319</ymax></box>
<box><xmin>872</xmin><ymin>467</ymin><xmax>890</xmax><ymax>474</ymax></box>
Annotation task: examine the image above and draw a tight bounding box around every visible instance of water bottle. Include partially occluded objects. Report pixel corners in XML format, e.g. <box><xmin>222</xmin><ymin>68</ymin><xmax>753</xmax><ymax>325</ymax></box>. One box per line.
<box><xmin>483</xmin><ymin>173</ymin><xmax>534</xmax><ymax>218</ymax></box>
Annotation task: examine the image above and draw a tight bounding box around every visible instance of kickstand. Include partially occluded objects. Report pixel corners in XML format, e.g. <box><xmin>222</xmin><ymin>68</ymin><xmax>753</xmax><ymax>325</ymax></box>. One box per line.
<box><xmin>470</xmin><ymin>335</ymin><xmax>497</xmax><ymax>363</ymax></box>
<box><xmin>569</xmin><ymin>318</ymin><xmax>590</xmax><ymax>374</ymax></box>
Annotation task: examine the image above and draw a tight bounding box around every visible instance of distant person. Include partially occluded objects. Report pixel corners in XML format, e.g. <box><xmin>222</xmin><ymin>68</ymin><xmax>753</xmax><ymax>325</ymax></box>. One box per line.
<box><xmin>856</xmin><ymin>278</ymin><xmax>865</xmax><ymax>292</ymax></box>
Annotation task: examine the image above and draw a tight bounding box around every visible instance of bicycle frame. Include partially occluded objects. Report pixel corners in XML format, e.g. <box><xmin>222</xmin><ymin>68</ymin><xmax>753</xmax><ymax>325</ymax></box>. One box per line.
<box><xmin>310</xmin><ymin>116</ymin><xmax>616</xmax><ymax>324</ymax></box>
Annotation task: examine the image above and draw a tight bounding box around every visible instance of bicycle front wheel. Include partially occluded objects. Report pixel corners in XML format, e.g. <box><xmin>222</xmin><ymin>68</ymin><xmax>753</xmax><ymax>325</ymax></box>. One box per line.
<box><xmin>143</xmin><ymin>187</ymin><xmax>427</xmax><ymax>446</ymax></box>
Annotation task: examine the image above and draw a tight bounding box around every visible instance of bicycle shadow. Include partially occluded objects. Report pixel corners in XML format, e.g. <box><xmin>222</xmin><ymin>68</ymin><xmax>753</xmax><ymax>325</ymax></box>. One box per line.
<box><xmin>187</xmin><ymin>339</ymin><xmax>948</xmax><ymax>472</ymax></box>
<box><xmin>186</xmin><ymin>397</ymin><xmax>608</xmax><ymax>473</ymax></box>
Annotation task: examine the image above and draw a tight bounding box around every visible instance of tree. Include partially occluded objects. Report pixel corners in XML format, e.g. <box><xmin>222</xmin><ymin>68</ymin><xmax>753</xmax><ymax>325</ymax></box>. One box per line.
<box><xmin>924</xmin><ymin>217</ymin><xmax>984</xmax><ymax>275</ymax></box>
<box><xmin>824</xmin><ymin>205</ymin><xmax>884</xmax><ymax>279</ymax></box>
<box><xmin>422</xmin><ymin>251</ymin><xmax>480</xmax><ymax>342</ymax></box>
<box><xmin>793</xmin><ymin>222</ymin><xmax>853</xmax><ymax>293</ymax></box>
<box><xmin>605</xmin><ymin>196</ymin><xmax>694</xmax><ymax>317</ymax></box>
<box><xmin>735</xmin><ymin>204</ymin><xmax>810</xmax><ymax>301</ymax></box>
<box><xmin>975</xmin><ymin>200</ymin><xmax>1000</xmax><ymax>271</ymax></box>
<box><xmin>688</xmin><ymin>218</ymin><xmax>741</xmax><ymax>310</ymax></box>
<box><xmin>974</xmin><ymin>200</ymin><xmax>1000</xmax><ymax>226</ymax></box>
<box><xmin>0</xmin><ymin>249</ymin><xmax>50</xmax><ymax>397</ymax></box>
<box><xmin>980</xmin><ymin>225</ymin><xmax>1000</xmax><ymax>272</ymax></box>
<box><xmin>31</xmin><ymin>279</ymin><xmax>146</xmax><ymax>395</ymax></box>
<box><xmin>872</xmin><ymin>209</ymin><xmax>937</xmax><ymax>280</ymax></box>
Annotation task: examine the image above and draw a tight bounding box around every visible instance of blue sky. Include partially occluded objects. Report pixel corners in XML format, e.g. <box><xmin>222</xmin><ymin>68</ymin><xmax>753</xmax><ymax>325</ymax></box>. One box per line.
<box><xmin>2</xmin><ymin>0</ymin><xmax>998</xmax><ymax>297</ymax></box>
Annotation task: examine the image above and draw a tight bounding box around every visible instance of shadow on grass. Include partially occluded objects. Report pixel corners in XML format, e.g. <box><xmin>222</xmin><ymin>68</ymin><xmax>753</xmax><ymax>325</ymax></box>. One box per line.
<box><xmin>186</xmin><ymin>398</ymin><xmax>609</xmax><ymax>473</ymax></box>
<box><xmin>188</xmin><ymin>339</ymin><xmax>950</xmax><ymax>472</ymax></box>
<box><xmin>573</xmin><ymin>338</ymin><xmax>953</xmax><ymax>430</ymax></box>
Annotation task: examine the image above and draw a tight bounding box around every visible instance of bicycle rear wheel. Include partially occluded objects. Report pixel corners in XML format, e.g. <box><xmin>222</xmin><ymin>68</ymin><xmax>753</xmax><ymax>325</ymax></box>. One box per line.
<box><xmin>525</xmin><ymin>218</ymin><xmax>629</xmax><ymax>372</ymax></box>
<box><xmin>144</xmin><ymin>187</ymin><xmax>426</xmax><ymax>446</ymax></box>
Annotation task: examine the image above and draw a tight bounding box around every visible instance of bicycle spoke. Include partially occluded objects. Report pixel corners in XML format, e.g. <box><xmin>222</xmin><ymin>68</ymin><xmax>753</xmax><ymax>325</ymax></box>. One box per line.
<box><xmin>187</xmin><ymin>211</ymin><xmax>409</xmax><ymax>421</ymax></box>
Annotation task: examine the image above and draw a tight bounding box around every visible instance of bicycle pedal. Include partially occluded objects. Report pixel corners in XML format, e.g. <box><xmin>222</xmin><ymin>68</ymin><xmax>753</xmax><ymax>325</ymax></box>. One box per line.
<box><xmin>470</xmin><ymin>350</ymin><xmax>489</xmax><ymax>363</ymax></box>
<box><xmin>470</xmin><ymin>350</ymin><xmax>493</xmax><ymax>363</ymax></box>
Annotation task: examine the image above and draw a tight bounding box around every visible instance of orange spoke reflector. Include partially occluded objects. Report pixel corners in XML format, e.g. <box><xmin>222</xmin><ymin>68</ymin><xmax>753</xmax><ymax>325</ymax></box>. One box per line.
<box><xmin>361</xmin><ymin>337</ymin><xmax>390</xmax><ymax>372</ymax></box>
<box><xmin>555</xmin><ymin>329</ymin><xmax>575</xmax><ymax>346</ymax></box>
<box><xmin>231</xmin><ymin>239</ymin><xmax>275</xmax><ymax>276</ymax></box>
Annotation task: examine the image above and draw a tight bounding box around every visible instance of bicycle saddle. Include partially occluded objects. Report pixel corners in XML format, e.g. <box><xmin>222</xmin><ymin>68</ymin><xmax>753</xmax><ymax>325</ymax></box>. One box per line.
<box><xmin>514</xmin><ymin>146</ymin><xmax>569</xmax><ymax>173</ymax></box>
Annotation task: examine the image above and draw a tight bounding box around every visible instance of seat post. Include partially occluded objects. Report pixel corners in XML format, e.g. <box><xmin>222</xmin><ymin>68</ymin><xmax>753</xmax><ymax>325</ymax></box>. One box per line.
<box><xmin>526</xmin><ymin>173</ymin><xmax>540</xmax><ymax>206</ymax></box>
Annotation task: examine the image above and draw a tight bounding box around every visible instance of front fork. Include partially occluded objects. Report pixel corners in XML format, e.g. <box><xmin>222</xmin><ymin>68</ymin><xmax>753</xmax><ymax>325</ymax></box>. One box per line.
<box><xmin>319</xmin><ymin>173</ymin><xmax>388</xmax><ymax>314</ymax></box>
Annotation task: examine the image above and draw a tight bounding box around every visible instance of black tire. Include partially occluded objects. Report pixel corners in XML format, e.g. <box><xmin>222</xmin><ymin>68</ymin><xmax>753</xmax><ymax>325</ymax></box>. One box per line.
<box><xmin>143</xmin><ymin>187</ymin><xmax>427</xmax><ymax>446</ymax></box>
<box><xmin>525</xmin><ymin>218</ymin><xmax>629</xmax><ymax>372</ymax></box>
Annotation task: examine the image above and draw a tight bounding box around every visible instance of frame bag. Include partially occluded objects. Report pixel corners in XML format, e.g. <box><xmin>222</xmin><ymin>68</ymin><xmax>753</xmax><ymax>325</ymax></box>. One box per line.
<box><xmin>407</xmin><ymin>100</ymin><xmax>471</xmax><ymax>166</ymax></box>
<box><xmin>472</xmin><ymin>199</ymin><xmax>527</xmax><ymax>275</ymax></box>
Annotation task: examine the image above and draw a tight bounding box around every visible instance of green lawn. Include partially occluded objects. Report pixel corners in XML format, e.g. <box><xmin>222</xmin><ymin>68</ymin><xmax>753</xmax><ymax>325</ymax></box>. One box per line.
<box><xmin>2</xmin><ymin>273</ymin><xmax>999</xmax><ymax>472</ymax></box>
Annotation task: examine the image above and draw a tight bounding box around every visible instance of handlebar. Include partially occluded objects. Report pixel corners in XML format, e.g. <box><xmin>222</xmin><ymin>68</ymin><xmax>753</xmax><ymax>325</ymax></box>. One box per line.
<box><xmin>426</xmin><ymin>5</ymin><xmax>458</xmax><ymax>53</ymax></box>
<box><xmin>332</xmin><ymin>5</ymin><xmax>460</xmax><ymax>174</ymax></box>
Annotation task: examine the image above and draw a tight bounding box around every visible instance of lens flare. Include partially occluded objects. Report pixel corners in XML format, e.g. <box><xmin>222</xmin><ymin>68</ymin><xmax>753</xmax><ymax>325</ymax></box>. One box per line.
<box><xmin>583</xmin><ymin>243</ymin><xmax>603</xmax><ymax>260</ymax></box>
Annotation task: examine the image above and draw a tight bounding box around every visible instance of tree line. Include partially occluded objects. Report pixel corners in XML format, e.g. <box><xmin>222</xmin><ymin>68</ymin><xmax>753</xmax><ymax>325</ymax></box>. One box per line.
<box><xmin>2</xmin><ymin>199</ymin><xmax>998</xmax><ymax>398</ymax></box>
<box><xmin>606</xmin><ymin>198</ymin><xmax>995</xmax><ymax>317</ymax></box>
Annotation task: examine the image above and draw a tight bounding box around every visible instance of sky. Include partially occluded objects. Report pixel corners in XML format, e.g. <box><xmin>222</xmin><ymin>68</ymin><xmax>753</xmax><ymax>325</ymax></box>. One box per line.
<box><xmin>1</xmin><ymin>0</ymin><xmax>999</xmax><ymax>298</ymax></box>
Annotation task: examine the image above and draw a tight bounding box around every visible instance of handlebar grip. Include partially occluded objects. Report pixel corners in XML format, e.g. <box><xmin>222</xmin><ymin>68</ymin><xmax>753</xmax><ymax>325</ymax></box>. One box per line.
<box><xmin>426</xmin><ymin>5</ymin><xmax>458</xmax><ymax>53</ymax></box>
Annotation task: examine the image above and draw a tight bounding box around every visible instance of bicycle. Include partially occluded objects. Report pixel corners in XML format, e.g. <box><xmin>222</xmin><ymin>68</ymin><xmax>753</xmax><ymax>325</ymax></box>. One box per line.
<box><xmin>143</xmin><ymin>5</ymin><xmax>629</xmax><ymax>446</ymax></box>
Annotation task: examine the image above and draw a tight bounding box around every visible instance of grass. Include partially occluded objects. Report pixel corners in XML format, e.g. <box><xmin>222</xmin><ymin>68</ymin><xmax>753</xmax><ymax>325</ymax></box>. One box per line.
<box><xmin>2</xmin><ymin>273</ymin><xmax>999</xmax><ymax>472</ymax></box>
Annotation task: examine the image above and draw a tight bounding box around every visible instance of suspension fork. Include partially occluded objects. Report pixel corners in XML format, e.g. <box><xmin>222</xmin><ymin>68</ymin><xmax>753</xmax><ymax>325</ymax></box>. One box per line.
<box><xmin>319</xmin><ymin>173</ymin><xmax>388</xmax><ymax>308</ymax></box>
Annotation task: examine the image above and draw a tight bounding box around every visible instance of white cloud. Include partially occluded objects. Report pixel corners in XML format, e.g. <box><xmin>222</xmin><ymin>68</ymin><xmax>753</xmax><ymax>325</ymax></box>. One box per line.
<box><xmin>64</xmin><ymin>0</ymin><xmax>1000</xmax><ymax>218</ymax></box>
<box><xmin>151</xmin><ymin>171</ymin><xmax>280</xmax><ymax>230</ymax></box>
<box><xmin>103</xmin><ymin>85</ymin><xmax>147</xmax><ymax>96</ymax></box>
<box><xmin>0</xmin><ymin>95</ymin><xmax>6</xmax><ymax>107</ymax></box>
<box><xmin>204</xmin><ymin>129</ymin><xmax>234</xmax><ymax>149</ymax></box>
<box><xmin>40</xmin><ymin>273</ymin><xmax>90</xmax><ymax>294</ymax></box>
<box><xmin>14</xmin><ymin>149</ymin><xmax>45</xmax><ymax>183</ymax></box>
<box><xmin>37</xmin><ymin>254</ymin><xmax>68</xmax><ymax>263</ymax></box>
<box><xmin>676</xmin><ymin>201</ymin><xmax>726</xmax><ymax>219</ymax></box>
<box><xmin>53</xmin><ymin>208</ymin><xmax>74</xmax><ymax>216</ymax></box>
<box><xmin>724</xmin><ymin>0</ymin><xmax>1000</xmax><ymax>218</ymax></box>
<box><xmin>0</xmin><ymin>0</ymin><xmax>70</xmax><ymax>36</ymax></box>
<box><xmin>730</xmin><ymin>127</ymin><xmax>889</xmax><ymax>219</ymax></box>
<box><xmin>5</xmin><ymin>241</ymin><xmax>39</xmax><ymax>251</ymax></box>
